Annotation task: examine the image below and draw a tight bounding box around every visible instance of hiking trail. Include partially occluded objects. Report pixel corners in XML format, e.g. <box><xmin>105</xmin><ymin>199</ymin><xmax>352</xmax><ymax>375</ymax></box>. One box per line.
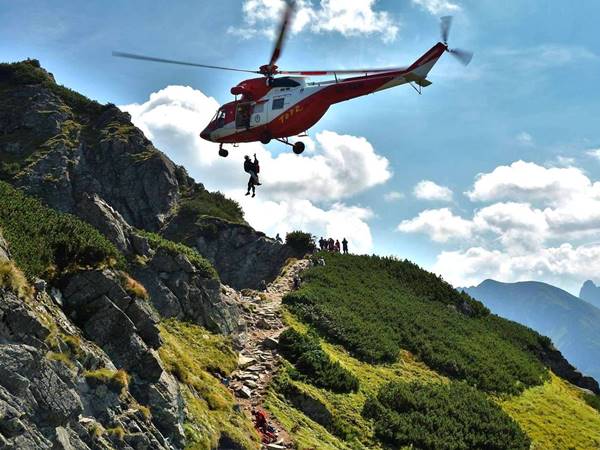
<box><xmin>228</xmin><ymin>258</ymin><xmax>311</xmax><ymax>449</ymax></box>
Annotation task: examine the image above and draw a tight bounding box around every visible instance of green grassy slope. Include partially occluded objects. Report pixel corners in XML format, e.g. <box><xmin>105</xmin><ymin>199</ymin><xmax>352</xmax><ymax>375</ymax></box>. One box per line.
<box><xmin>284</xmin><ymin>253</ymin><xmax>549</xmax><ymax>395</ymax></box>
<box><xmin>159</xmin><ymin>320</ymin><xmax>260</xmax><ymax>450</ymax></box>
<box><xmin>501</xmin><ymin>373</ymin><xmax>600</xmax><ymax>450</ymax></box>
<box><xmin>272</xmin><ymin>253</ymin><xmax>600</xmax><ymax>449</ymax></box>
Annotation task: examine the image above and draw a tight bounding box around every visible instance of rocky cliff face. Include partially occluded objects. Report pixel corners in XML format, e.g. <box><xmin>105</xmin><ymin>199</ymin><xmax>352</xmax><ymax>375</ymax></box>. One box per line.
<box><xmin>164</xmin><ymin>217</ymin><xmax>297</xmax><ymax>290</ymax></box>
<box><xmin>0</xmin><ymin>239</ymin><xmax>181</xmax><ymax>448</ymax></box>
<box><xmin>4</xmin><ymin>84</ymin><xmax>181</xmax><ymax>230</ymax></box>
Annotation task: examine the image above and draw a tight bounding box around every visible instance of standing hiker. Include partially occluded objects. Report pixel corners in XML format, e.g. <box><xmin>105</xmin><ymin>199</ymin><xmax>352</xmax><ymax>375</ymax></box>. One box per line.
<box><xmin>342</xmin><ymin>238</ymin><xmax>348</xmax><ymax>254</ymax></box>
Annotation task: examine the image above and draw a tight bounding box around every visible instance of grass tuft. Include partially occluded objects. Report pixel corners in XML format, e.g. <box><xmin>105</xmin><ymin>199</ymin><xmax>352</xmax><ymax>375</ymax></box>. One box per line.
<box><xmin>105</xmin><ymin>426</ymin><xmax>125</xmax><ymax>441</ymax></box>
<box><xmin>119</xmin><ymin>271</ymin><xmax>149</xmax><ymax>300</ymax></box>
<box><xmin>84</xmin><ymin>368</ymin><xmax>130</xmax><ymax>396</ymax></box>
<box><xmin>0</xmin><ymin>259</ymin><xmax>34</xmax><ymax>300</ymax></box>
<box><xmin>47</xmin><ymin>351</ymin><xmax>75</xmax><ymax>369</ymax></box>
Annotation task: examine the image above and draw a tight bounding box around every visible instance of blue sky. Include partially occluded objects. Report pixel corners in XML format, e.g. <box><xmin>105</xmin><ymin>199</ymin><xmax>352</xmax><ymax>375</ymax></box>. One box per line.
<box><xmin>3</xmin><ymin>0</ymin><xmax>600</xmax><ymax>293</ymax></box>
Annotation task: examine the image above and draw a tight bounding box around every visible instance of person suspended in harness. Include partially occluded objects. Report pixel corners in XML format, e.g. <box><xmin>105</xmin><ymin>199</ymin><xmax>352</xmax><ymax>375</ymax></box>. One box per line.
<box><xmin>244</xmin><ymin>154</ymin><xmax>261</xmax><ymax>197</ymax></box>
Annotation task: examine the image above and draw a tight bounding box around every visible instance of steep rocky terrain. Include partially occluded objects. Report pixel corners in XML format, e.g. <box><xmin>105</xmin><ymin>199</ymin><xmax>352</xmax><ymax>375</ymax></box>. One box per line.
<box><xmin>0</xmin><ymin>60</ymin><xmax>296</xmax><ymax>449</ymax></box>
<box><xmin>0</xmin><ymin>232</ymin><xmax>182</xmax><ymax>448</ymax></box>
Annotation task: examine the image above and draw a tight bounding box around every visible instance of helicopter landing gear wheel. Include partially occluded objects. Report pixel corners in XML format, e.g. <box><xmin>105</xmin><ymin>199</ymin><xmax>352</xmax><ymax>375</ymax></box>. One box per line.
<box><xmin>293</xmin><ymin>141</ymin><xmax>305</xmax><ymax>155</ymax></box>
<box><xmin>260</xmin><ymin>132</ymin><xmax>272</xmax><ymax>145</ymax></box>
<box><xmin>218</xmin><ymin>145</ymin><xmax>229</xmax><ymax>158</ymax></box>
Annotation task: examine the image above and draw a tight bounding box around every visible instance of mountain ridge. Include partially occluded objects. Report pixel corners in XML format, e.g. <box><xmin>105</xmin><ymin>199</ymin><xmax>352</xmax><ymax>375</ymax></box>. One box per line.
<box><xmin>462</xmin><ymin>278</ymin><xmax>600</xmax><ymax>384</ymax></box>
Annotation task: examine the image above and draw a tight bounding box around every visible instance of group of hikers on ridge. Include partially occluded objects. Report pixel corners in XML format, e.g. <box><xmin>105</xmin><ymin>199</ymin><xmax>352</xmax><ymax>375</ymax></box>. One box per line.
<box><xmin>319</xmin><ymin>237</ymin><xmax>348</xmax><ymax>254</ymax></box>
<box><xmin>244</xmin><ymin>154</ymin><xmax>261</xmax><ymax>197</ymax></box>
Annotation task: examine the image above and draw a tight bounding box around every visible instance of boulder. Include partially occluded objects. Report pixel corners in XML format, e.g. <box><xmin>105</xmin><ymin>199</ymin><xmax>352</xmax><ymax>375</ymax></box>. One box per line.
<box><xmin>132</xmin><ymin>250</ymin><xmax>244</xmax><ymax>336</ymax></box>
<box><xmin>75</xmin><ymin>194</ymin><xmax>135</xmax><ymax>255</ymax></box>
<box><xmin>134</xmin><ymin>371</ymin><xmax>186</xmax><ymax>448</ymax></box>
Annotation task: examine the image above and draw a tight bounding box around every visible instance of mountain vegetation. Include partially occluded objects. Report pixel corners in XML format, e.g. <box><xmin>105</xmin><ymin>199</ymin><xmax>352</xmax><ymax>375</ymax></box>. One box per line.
<box><xmin>285</xmin><ymin>231</ymin><xmax>316</xmax><ymax>254</ymax></box>
<box><xmin>279</xmin><ymin>328</ymin><xmax>359</xmax><ymax>393</ymax></box>
<box><xmin>274</xmin><ymin>255</ymin><xmax>600</xmax><ymax>450</ymax></box>
<box><xmin>284</xmin><ymin>253</ymin><xmax>550</xmax><ymax>395</ymax></box>
<box><xmin>463</xmin><ymin>279</ymin><xmax>600</xmax><ymax>384</ymax></box>
<box><xmin>364</xmin><ymin>381</ymin><xmax>530</xmax><ymax>449</ymax></box>
<box><xmin>0</xmin><ymin>180</ymin><xmax>124</xmax><ymax>278</ymax></box>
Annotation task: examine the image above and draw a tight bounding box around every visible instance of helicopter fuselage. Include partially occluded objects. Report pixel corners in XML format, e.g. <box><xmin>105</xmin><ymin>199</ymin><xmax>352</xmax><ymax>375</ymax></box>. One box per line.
<box><xmin>200</xmin><ymin>42</ymin><xmax>446</xmax><ymax>145</ymax></box>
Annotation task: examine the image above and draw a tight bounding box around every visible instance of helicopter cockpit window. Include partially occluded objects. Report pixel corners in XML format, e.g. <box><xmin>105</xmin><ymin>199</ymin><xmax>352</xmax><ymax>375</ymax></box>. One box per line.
<box><xmin>270</xmin><ymin>77</ymin><xmax>301</xmax><ymax>88</ymax></box>
<box><xmin>216</xmin><ymin>109</ymin><xmax>226</xmax><ymax>127</ymax></box>
<box><xmin>272</xmin><ymin>98</ymin><xmax>285</xmax><ymax>110</ymax></box>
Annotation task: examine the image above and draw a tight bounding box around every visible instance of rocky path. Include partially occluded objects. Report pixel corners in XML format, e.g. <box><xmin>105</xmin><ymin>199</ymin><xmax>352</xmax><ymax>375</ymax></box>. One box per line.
<box><xmin>229</xmin><ymin>259</ymin><xmax>311</xmax><ymax>449</ymax></box>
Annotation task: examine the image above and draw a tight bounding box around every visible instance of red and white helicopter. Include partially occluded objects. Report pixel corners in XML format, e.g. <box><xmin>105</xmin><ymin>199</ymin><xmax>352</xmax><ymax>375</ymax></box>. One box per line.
<box><xmin>114</xmin><ymin>4</ymin><xmax>472</xmax><ymax>158</ymax></box>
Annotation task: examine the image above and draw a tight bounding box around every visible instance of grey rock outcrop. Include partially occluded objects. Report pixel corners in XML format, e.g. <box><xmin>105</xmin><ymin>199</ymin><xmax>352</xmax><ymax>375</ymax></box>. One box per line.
<box><xmin>537</xmin><ymin>344</ymin><xmax>600</xmax><ymax>394</ymax></box>
<box><xmin>164</xmin><ymin>216</ymin><xmax>298</xmax><ymax>290</ymax></box>
<box><xmin>133</xmin><ymin>247</ymin><xmax>244</xmax><ymax>336</ymax></box>
<box><xmin>1</xmin><ymin>83</ymin><xmax>182</xmax><ymax>232</ymax></box>
<box><xmin>0</xmin><ymin>285</ymin><xmax>175</xmax><ymax>449</ymax></box>
<box><xmin>59</xmin><ymin>269</ymin><xmax>186</xmax><ymax>445</ymax></box>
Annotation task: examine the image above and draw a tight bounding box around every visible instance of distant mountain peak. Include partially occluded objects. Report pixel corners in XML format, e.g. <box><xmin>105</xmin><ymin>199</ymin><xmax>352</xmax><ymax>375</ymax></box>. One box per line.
<box><xmin>580</xmin><ymin>279</ymin><xmax>600</xmax><ymax>309</ymax></box>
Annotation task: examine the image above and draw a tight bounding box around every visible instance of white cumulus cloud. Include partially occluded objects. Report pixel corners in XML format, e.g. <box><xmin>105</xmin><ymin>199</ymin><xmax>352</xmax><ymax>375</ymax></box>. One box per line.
<box><xmin>414</xmin><ymin>180</ymin><xmax>453</xmax><ymax>201</ymax></box>
<box><xmin>411</xmin><ymin>0</ymin><xmax>461</xmax><ymax>15</ymax></box>
<box><xmin>434</xmin><ymin>243</ymin><xmax>600</xmax><ymax>291</ymax></box>
<box><xmin>232</xmin><ymin>0</ymin><xmax>399</xmax><ymax>43</ymax></box>
<box><xmin>466</xmin><ymin>160</ymin><xmax>598</xmax><ymax>206</ymax></box>
<box><xmin>399</xmin><ymin>160</ymin><xmax>600</xmax><ymax>293</ymax></box>
<box><xmin>120</xmin><ymin>85</ymin><xmax>391</xmax><ymax>253</ymax></box>
<box><xmin>398</xmin><ymin>208</ymin><xmax>473</xmax><ymax>242</ymax></box>
<box><xmin>238</xmin><ymin>196</ymin><xmax>374</xmax><ymax>254</ymax></box>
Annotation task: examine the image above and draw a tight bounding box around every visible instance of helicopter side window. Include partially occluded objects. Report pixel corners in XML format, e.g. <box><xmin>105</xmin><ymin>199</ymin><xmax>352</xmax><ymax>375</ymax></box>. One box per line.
<box><xmin>272</xmin><ymin>98</ymin><xmax>285</xmax><ymax>110</ymax></box>
<box><xmin>270</xmin><ymin>77</ymin><xmax>301</xmax><ymax>88</ymax></box>
<box><xmin>253</xmin><ymin>103</ymin><xmax>264</xmax><ymax>114</ymax></box>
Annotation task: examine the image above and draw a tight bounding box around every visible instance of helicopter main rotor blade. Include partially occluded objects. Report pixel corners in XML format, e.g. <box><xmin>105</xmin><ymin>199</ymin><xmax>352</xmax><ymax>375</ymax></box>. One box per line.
<box><xmin>277</xmin><ymin>67</ymin><xmax>409</xmax><ymax>76</ymax></box>
<box><xmin>112</xmin><ymin>51</ymin><xmax>260</xmax><ymax>74</ymax></box>
<box><xmin>267</xmin><ymin>0</ymin><xmax>296</xmax><ymax>69</ymax></box>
